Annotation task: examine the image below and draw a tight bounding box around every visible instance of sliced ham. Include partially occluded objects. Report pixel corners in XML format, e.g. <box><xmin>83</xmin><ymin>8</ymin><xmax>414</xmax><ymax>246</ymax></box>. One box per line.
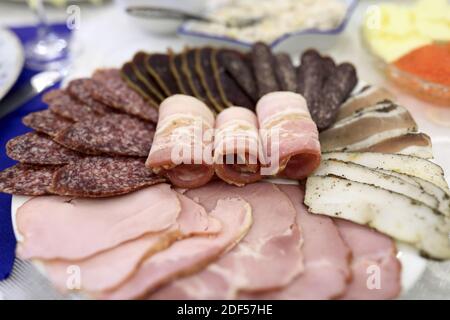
<box><xmin>244</xmin><ymin>185</ymin><xmax>351</xmax><ymax>300</ymax></box>
<box><xmin>214</xmin><ymin>107</ymin><xmax>262</xmax><ymax>186</ymax></box>
<box><xmin>16</xmin><ymin>184</ymin><xmax>180</xmax><ymax>260</ymax></box>
<box><xmin>146</xmin><ymin>95</ymin><xmax>215</xmax><ymax>188</ymax></box>
<box><xmin>151</xmin><ymin>181</ymin><xmax>303</xmax><ymax>299</ymax></box>
<box><xmin>335</xmin><ymin>219</ymin><xmax>401</xmax><ymax>300</ymax></box>
<box><xmin>256</xmin><ymin>92</ymin><xmax>321</xmax><ymax>179</ymax></box>
<box><xmin>102</xmin><ymin>197</ymin><xmax>253</xmax><ymax>300</ymax></box>
<box><xmin>42</xmin><ymin>193</ymin><xmax>221</xmax><ymax>293</ymax></box>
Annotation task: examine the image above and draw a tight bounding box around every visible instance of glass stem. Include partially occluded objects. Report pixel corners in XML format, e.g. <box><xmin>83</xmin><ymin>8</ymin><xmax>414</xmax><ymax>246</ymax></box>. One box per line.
<box><xmin>32</xmin><ymin>0</ymin><xmax>52</xmax><ymax>40</ymax></box>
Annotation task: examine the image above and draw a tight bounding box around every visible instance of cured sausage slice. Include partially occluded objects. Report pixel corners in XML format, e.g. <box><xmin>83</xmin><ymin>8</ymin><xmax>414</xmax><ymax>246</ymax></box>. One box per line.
<box><xmin>51</xmin><ymin>156</ymin><xmax>165</xmax><ymax>198</ymax></box>
<box><xmin>54</xmin><ymin>113</ymin><xmax>155</xmax><ymax>157</ymax></box>
<box><xmin>7</xmin><ymin>132</ymin><xmax>82</xmax><ymax>165</ymax></box>
<box><xmin>92</xmin><ymin>69</ymin><xmax>159</xmax><ymax>123</ymax></box>
<box><xmin>22</xmin><ymin>109</ymin><xmax>73</xmax><ymax>137</ymax></box>
<box><xmin>0</xmin><ymin>164</ymin><xmax>58</xmax><ymax>196</ymax></box>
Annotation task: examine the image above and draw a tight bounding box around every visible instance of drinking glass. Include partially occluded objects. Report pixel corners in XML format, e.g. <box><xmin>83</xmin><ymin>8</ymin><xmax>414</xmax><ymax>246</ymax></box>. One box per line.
<box><xmin>24</xmin><ymin>0</ymin><xmax>70</xmax><ymax>71</ymax></box>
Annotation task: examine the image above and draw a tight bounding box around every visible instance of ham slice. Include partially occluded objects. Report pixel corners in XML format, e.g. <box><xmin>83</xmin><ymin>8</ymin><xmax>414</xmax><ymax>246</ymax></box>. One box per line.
<box><xmin>16</xmin><ymin>184</ymin><xmax>180</xmax><ymax>260</ymax></box>
<box><xmin>42</xmin><ymin>193</ymin><xmax>221</xmax><ymax>294</ymax></box>
<box><xmin>335</xmin><ymin>219</ymin><xmax>401</xmax><ymax>300</ymax></box>
<box><xmin>146</xmin><ymin>95</ymin><xmax>215</xmax><ymax>188</ymax></box>
<box><xmin>244</xmin><ymin>185</ymin><xmax>351</xmax><ymax>300</ymax></box>
<box><xmin>101</xmin><ymin>197</ymin><xmax>253</xmax><ymax>300</ymax></box>
<box><xmin>151</xmin><ymin>181</ymin><xmax>303</xmax><ymax>299</ymax></box>
<box><xmin>256</xmin><ymin>92</ymin><xmax>321</xmax><ymax>179</ymax></box>
<box><xmin>214</xmin><ymin>107</ymin><xmax>262</xmax><ymax>186</ymax></box>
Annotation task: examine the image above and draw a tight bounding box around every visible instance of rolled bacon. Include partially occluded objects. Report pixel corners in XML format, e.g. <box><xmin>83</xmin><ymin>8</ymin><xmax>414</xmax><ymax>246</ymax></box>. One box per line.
<box><xmin>146</xmin><ymin>95</ymin><xmax>215</xmax><ymax>188</ymax></box>
<box><xmin>256</xmin><ymin>91</ymin><xmax>321</xmax><ymax>179</ymax></box>
<box><xmin>214</xmin><ymin>107</ymin><xmax>262</xmax><ymax>186</ymax></box>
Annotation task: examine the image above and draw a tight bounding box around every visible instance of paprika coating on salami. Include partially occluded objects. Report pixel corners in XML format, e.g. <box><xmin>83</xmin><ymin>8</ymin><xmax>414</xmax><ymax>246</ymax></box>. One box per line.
<box><xmin>51</xmin><ymin>156</ymin><xmax>165</xmax><ymax>198</ymax></box>
<box><xmin>22</xmin><ymin>109</ymin><xmax>73</xmax><ymax>137</ymax></box>
<box><xmin>54</xmin><ymin>113</ymin><xmax>155</xmax><ymax>157</ymax></box>
<box><xmin>121</xmin><ymin>62</ymin><xmax>160</xmax><ymax>105</ymax></box>
<box><xmin>222</xmin><ymin>50</ymin><xmax>258</xmax><ymax>101</ymax></box>
<box><xmin>43</xmin><ymin>89</ymin><xmax>100</xmax><ymax>122</ymax></box>
<box><xmin>91</xmin><ymin>69</ymin><xmax>159</xmax><ymax>123</ymax></box>
<box><xmin>7</xmin><ymin>132</ymin><xmax>83</xmax><ymax>165</ymax></box>
<box><xmin>0</xmin><ymin>164</ymin><xmax>59</xmax><ymax>196</ymax></box>
<box><xmin>313</xmin><ymin>62</ymin><xmax>358</xmax><ymax>130</ymax></box>
<box><xmin>274</xmin><ymin>53</ymin><xmax>298</xmax><ymax>92</ymax></box>
<box><xmin>146</xmin><ymin>53</ymin><xmax>180</xmax><ymax>96</ymax></box>
<box><xmin>195</xmin><ymin>47</ymin><xmax>225</xmax><ymax>112</ymax></box>
<box><xmin>212</xmin><ymin>49</ymin><xmax>254</xmax><ymax>110</ymax></box>
<box><xmin>132</xmin><ymin>52</ymin><xmax>165</xmax><ymax>102</ymax></box>
<box><xmin>66</xmin><ymin>78</ymin><xmax>112</xmax><ymax>115</ymax></box>
<box><xmin>168</xmin><ymin>50</ymin><xmax>194</xmax><ymax>96</ymax></box>
<box><xmin>251</xmin><ymin>42</ymin><xmax>279</xmax><ymax>98</ymax></box>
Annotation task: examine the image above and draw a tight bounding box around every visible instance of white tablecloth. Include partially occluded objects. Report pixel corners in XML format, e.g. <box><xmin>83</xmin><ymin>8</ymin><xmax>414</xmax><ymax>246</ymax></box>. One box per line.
<box><xmin>0</xmin><ymin>0</ymin><xmax>449</xmax><ymax>300</ymax></box>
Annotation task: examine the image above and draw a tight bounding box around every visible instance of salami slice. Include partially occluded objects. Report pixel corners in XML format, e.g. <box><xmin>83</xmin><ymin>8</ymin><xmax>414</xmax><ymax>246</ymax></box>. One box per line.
<box><xmin>212</xmin><ymin>49</ymin><xmax>254</xmax><ymax>110</ymax></box>
<box><xmin>91</xmin><ymin>69</ymin><xmax>159</xmax><ymax>123</ymax></box>
<box><xmin>313</xmin><ymin>62</ymin><xmax>358</xmax><ymax>130</ymax></box>
<box><xmin>168</xmin><ymin>50</ymin><xmax>194</xmax><ymax>96</ymax></box>
<box><xmin>22</xmin><ymin>109</ymin><xmax>73</xmax><ymax>137</ymax></box>
<box><xmin>222</xmin><ymin>50</ymin><xmax>258</xmax><ymax>101</ymax></box>
<box><xmin>196</xmin><ymin>47</ymin><xmax>224</xmax><ymax>112</ymax></box>
<box><xmin>66</xmin><ymin>78</ymin><xmax>112</xmax><ymax>115</ymax></box>
<box><xmin>297</xmin><ymin>49</ymin><xmax>326</xmax><ymax>107</ymax></box>
<box><xmin>7</xmin><ymin>132</ymin><xmax>83</xmax><ymax>165</ymax></box>
<box><xmin>43</xmin><ymin>89</ymin><xmax>100</xmax><ymax>122</ymax></box>
<box><xmin>121</xmin><ymin>62</ymin><xmax>160</xmax><ymax>105</ymax></box>
<box><xmin>251</xmin><ymin>42</ymin><xmax>279</xmax><ymax>98</ymax></box>
<box><xmin>274</xmin><ymin>53</ymin><xmax>298</xmax><ymax>92</ymax></box>
<box><xmin>54</xmin><ymin>113</ymin><xmax>155</xmax><ymax>157</ymax></box>
<box><xmin>0</xmin><ymin>164</ymin><xmax>58</xmax><ymax>196</ymax></box>
<box><xmin>146</xmin><ymin>53</ymin><xmax>180</xmax><ymax>96</ymax></box>
<box><xmin>51</xmin><ymin>156</ymin><xmax>165</xmax><ymax>198</ymax></box>
<box><xmin>132</xmin><ymin>52</ymin><xmax>165</xmax><ymax>102</ymax></box>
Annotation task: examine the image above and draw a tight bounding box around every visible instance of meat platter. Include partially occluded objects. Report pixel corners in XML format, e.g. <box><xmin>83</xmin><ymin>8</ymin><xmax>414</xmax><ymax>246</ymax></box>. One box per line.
<box><xmin>1</xmin><ymin>42</ymin><xmax>448</xmax><ymax>300</ymax></box>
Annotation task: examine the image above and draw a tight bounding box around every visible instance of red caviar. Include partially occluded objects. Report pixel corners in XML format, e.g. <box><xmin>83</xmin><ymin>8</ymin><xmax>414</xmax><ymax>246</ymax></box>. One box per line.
<box><xmin>393</xmin><ymin>43</ymin><xmax>450</xmax><ymax>86</ymax></box>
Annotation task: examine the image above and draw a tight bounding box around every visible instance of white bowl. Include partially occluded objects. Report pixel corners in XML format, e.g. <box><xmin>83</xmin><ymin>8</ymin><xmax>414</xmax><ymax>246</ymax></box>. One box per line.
<box><xmin>177</xmin><ymin>0</ymin><xmax>357</xmax><ymax>53</ymax></box>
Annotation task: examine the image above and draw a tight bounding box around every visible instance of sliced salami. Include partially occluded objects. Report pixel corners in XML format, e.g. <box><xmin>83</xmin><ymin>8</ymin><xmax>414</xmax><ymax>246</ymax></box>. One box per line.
<box><xmin>7</xmin><ymin>132</ymin><xmax>83</xmax><ymax>165</ymax></box>
<box><xmin>146</xmin><ymin>53</ymin><xmax>180</xmax><ymax>96</ymax></box>
<box><xmin>66</xmin><ymin>78</ymin><xmax>112</xmax><ymax>115</ymax></box>
<box><xmin>43</xmin><ymin>89</ymin><xmax>100</xmax><ymax>122</ymax></box>
<box><xmin>222</xmin><ymin>50</ymin><xmax>258</xmax><ymax>101</ymax></box>
<box><xmin>196</xmin><ymin>47</ymin><xmax>224</xmax><ymax>112</ymax></box>
<box><xmin>91</xmin><ymin>69</ymin><xmax>159</xmax><ymax>123</ymax></box>
<box><xmin>0</xmin><ymin>164</ymin><xmax>58</xmax><ymax>196</ymax></box>
<box><xmin>297</xmin><ymin>49</ymin><xmax>326</xmax><ymax>106</ymax></box>
<box><xmin>22</xmin><ymin>109</ymin><xmax>73</xmax><ymax>137</ymax></box>
<box><xmin>212</xmin><ymin>49</ymin><xmax>254</xmax><ymax>110</ymax></box>
<box><xmin>274</xmin><ymin>53</ymin><xmax>298</xmax><ymax>92</ymax></box>
<box><xmin>313</xmin><ymin>62</ymin><xmax>358</xmax><ymax>130</ymax></box>
<box><xmin>251</xmin><ymin>42</ymin><xmax>279</xmax><ymax>98</ymax></box>
<box><xmin>54</xmin><ymin>113</ymin><xmax>155</xmax><ymax>157</ymax></box>
<box><xmin>51</xmin><ymin>156</ymin><xmax>165</xmax><ymax>197</ymax></box>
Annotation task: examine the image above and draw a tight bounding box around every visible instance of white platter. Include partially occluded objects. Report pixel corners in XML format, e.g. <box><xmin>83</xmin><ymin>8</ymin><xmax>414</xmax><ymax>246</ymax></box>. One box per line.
<box><xmin>11</xmin><ymin>180</ymin><xmax>427</xmax><ymax>298</ymax></box>
<box><xmin>0</xmin><ymin>28</ymin><xmax>24</xmax><ymax>102</ymax></box>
